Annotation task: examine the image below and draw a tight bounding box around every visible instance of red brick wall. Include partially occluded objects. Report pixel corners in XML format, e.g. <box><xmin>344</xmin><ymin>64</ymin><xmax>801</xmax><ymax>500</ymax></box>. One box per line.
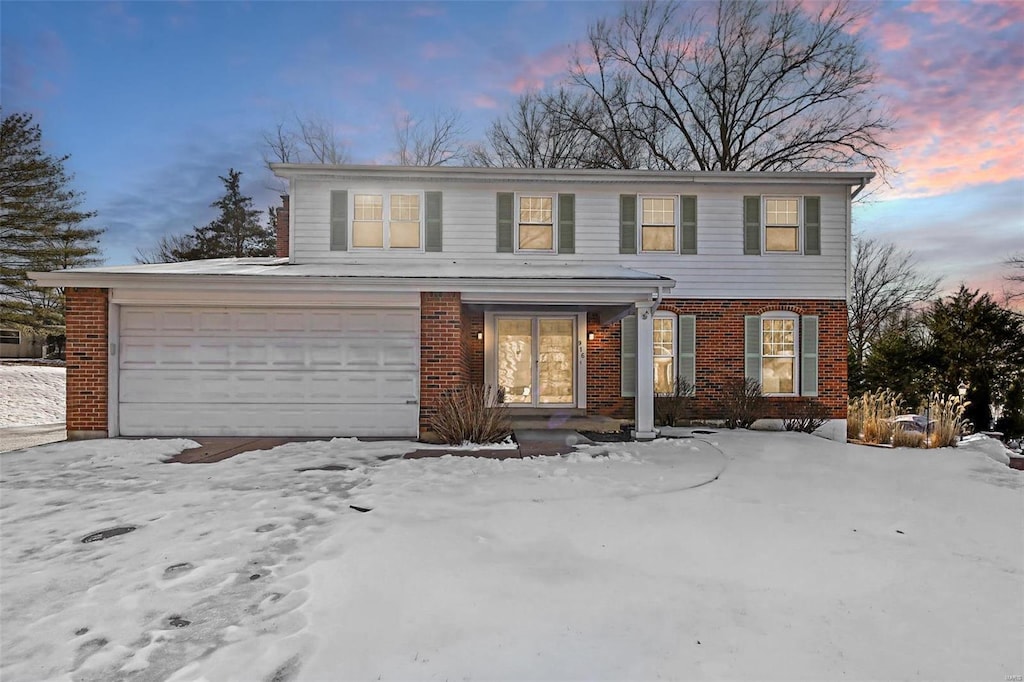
<box><xmin>275</xmin><ymin>194</ymin><xmax>290</xmax><ymax>258</ymax></box>
<box><xmin>584</xmin><ymin>298</ymin><xmax>848</xmax><ymax>421</ymax></box>
<box><xmin>65</xmin><ymin>287</ymin><xmax>109</xmax><ymax>436</ymax></box>
<box><xmin>464</xmin><ymin>308</ymin><xmax>484</xmax><ymax>386</ymax></box>
<box><xmin>419</xmin><ymin>292</ymin><xmax>468</xmax><ymax>431</ymax></box>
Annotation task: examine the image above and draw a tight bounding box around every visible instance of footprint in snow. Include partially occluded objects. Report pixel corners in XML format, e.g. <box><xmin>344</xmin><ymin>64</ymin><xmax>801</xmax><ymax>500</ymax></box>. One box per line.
<box><xmin>162</xmin><ymin>562</ymin><xmax>195</xmax><ymax>579</ymax></box>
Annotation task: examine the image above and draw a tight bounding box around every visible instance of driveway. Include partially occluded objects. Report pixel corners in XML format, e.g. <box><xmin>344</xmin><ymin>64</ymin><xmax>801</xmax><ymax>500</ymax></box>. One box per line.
<box><xmin>0</xmin><ymin>423</ymin><xmax>66</xmax><ymax>453</ymax></box>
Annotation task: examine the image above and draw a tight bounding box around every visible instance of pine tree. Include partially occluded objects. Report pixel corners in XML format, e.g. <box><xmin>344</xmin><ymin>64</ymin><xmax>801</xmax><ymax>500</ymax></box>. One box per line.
<box><xmin>1</xmin><ymin>110</ymin><xmax>103</xmax><ymax>339</ymax></box>
<box><xmin>136</xmin><ymin>169</ymin><xmax>275</xmax><ymax>262</ymax></box>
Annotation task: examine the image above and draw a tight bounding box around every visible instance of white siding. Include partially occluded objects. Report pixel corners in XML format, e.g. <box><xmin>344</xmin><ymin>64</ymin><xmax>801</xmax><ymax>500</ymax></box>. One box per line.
<box><xmin>290</xmin><ymin>176</ymin><xmax>851</xmax><ymax>299</ymax></box>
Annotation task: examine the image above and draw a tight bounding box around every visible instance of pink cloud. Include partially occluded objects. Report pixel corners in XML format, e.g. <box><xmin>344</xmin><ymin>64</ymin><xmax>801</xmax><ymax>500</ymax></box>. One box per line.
<box><xmin>876</xmin><ymin>22</ymin><xmax>910</xmax><ymax>50</ymax></box>
<box><xmin>472</xmin><ymin>94</ymin><xmax>498</xmax><ymax>109</ymax></box>
<box><xmin>503</xmin><ymin>45</ymin><xmax>574</xmax><ymax>95</ymax></box>
<box><xmin>420</xmin><ymin>41</ymin><xmax>457</xmax><ymax>60</ymax></box>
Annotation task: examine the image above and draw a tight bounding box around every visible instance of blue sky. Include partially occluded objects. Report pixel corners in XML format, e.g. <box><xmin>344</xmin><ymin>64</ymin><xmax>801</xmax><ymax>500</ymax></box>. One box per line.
<box><xmin>3</xmin><ymin>1</ymin><xmax>1022</xmax><ymax>302</ymax></box>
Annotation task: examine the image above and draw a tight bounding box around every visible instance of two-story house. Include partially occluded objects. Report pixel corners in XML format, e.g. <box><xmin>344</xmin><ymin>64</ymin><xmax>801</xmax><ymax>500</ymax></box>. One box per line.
<box><xmin>32</xmin><ymin>165</ymin><xmax>872</xmax><ymax>442</ymax></box>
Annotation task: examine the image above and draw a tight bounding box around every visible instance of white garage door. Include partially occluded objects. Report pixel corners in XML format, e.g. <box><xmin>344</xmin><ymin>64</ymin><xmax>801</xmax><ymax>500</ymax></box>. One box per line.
<box><xmin>117</xmin><ymin>306</ymin><xmax>419</xmax><ymax>437</ymax></box>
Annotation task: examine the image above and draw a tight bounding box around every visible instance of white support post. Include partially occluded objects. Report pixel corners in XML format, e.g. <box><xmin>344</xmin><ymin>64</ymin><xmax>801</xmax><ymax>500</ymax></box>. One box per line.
<box><xmin>107</xmin><ymin>300</ymin><xmax>120</xmax><ymax>438</ymax></box>
<box><xmin>635</xmin><ymin>302</ymin><xmax>656</xmax><ymax>439</ymax></box>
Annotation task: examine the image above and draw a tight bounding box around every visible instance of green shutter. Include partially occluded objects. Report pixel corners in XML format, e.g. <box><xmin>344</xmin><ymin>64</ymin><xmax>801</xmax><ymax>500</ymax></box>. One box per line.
<box><xmin>619</xmin><ymin>194</ymin><xmax>637</xmax><ymax>254</ymax></box>
<box><xmin>743</xmin><ymin>196</ymin><xmax>761</xmax><ymax>255</ymax></box>
<box><xmin>680</xmin><ymin>196</ymin><xmax>697</xmax><ymax>254</ymax></box>
<box><xmin>558</xmin><ymin>193</ymin><xmax>575</xmax><ymax>254</ymax></box>
<box><xmin>621</xmin><ymin>315</ymin><xmax>637</xmax><ymax>397</ymax></box>
<box><xmin>744</xmin><ymin>315</ymin><xmax>762</xmax><ymax>385</ymax></box>
<box><xmin>804</xmin><ymin>196</ymin><xmax>821</xmax><ymax>255</ymax></box>
<box><xmin>496</xmin><ymin>192</ymin><xmax>514</xmax><ymax>253</ymax></box>
<box><xmin>330</xmin><ymin>190</ymin><xmax>348</xmax><ymax>251</ymax></box>
<box><xmin>425</xmin><ymin>191</ymin><xmax>443</xmax><ymax>252</ymax></box>
<box><xmin>801</xmin><ymin>315</ymin><xmax>819</xmax><ymax>397</ymax></box>
<box><xmin>678</xmin><ymin>314</ymin><xmax>696</xmax><ymax>395</ymax></box>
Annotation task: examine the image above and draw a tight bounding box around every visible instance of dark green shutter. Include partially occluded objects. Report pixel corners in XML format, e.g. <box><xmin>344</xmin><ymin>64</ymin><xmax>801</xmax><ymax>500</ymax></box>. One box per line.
<box><xmin>425</xmin><ymin>191</ymin><xmax>443</xmax><ymax>252</ymax></box>
<box><xmin>801</xmin><ymin>315</ymin><xmax>819</xmax><ymax>396</ymax></box>
<box><xmin>330</xmin><ymin>190</ymin><xmax>348</xmax><ymax>251</ymax></box>
<box><xmin>558</xmin><ymin>193</ymin><xmax>575</xmax><ymax>254</ymax></box>
<box><xmin>744</xmin><ymin>315</ymin><xmax>761</xmax><ymax>385</ymax></box>
<box><xmin>804</xmin><ymin>196</ymin><xmax>821</xmax><ymax>256</ymax></box>
<box><xmin>743</xmin><ymin>196</ymin><xmax>760</xmax><ymax>255</ymax></box>
<box><xmin>680</xmin><ymin>196</ymin><xmax>697</xmax><ymax>254</ymax></box>
<box><xmin>621</xmin><ymin>315</ymin><xmax>637</xmax><ymax>397</ymax></box>
<box><xmin>496</xmin><ymin>192</ymin><xmax>514</xmax><ymax>253</ymax></box>
<box><xmin>678</xmin><ymin>314</ymin><xmax>696</xmax><ymax>395</ymax></box>
<box><xmin>619</xmin><ymin>195</ymin><xmax>637</xmax><ymax>254</ymax></box>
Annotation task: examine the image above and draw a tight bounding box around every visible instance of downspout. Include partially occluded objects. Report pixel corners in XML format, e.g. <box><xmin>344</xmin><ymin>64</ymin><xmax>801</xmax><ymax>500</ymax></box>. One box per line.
<box><xmin>651</xmin><ymin>285</ymin><xmax>666</xmax><ymax>314</ymax></box>
<box><xmin>850</xmin><ymin>177</ymin><xmax>868</xmax><ymax>200</ymax></box>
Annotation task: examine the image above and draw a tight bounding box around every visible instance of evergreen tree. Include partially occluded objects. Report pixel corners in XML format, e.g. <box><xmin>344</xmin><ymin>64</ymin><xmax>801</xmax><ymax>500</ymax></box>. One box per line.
<box><xmin>924</xmin><ymin>286</ymin><xmax>1024</xmax><ymax>431</ymax></box>
<box><xmin>862</xmin><ymin>314</ymin><xmax>932</xmax><ymax>408</ymax></box>
<box><xmin>1</xmin><ymin>110</ymin><xmax>102</xmax><ymax>338</ymax></box>
<box><xmin>995</xmin><ymin>379</ymin><xmax>1024</xmax><ymax>439</ymax></box>
<box><xmin>136</xmin><ymin>169</ymin><xmax>274</xmax><ymax>262</ymax></box>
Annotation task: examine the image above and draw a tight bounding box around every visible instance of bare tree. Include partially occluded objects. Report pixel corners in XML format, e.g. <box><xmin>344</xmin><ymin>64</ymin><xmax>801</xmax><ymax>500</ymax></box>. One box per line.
<box><xmin>260</xmin><ymin>114</ymin><xmax>350</xmax><ymax>191</ymax></box>
<box><xmin>560</xmin><ymin>0</ymin><xmax>892</xmax><ymax>174</ymax></box>
<box><xmin>393</xmin><ymin>109</ymin><xmax>467</xmax><ymax>166</ymax></box>
<box><xmin>1004</xmin><ymin>252</ymin><xmax>1024</xmax><ymax>304</ymax></box>
<box><xmin>134</xmin><ymin>232</ymin><xmax>195</xmax><ymax>264</ymax></box>
<box><xmin>849</xmin><ymin>236</ymin><xmax>940</xmax><ymax>377</ymax></box>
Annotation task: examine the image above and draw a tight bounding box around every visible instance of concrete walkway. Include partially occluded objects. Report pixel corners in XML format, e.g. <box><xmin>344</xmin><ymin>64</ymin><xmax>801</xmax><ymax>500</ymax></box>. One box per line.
<box><xmin>0</xmin><ymin>423</ymin><xmax>66</xmax><ymax>454</ymax></box>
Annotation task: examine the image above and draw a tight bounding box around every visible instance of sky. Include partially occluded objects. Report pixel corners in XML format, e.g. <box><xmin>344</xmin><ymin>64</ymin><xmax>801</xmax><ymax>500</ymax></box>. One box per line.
<box><xmin>2</xmin><ymin>0</ymin><xmax>1022</xmax><ymax>302</ymax></box>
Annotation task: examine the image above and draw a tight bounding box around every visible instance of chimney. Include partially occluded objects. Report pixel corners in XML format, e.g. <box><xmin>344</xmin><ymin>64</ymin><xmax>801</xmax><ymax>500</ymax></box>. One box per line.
<box><xmin>275</xmin><ymin>194</ymin><xmax>290</xmax><ymax>258</ymax></box>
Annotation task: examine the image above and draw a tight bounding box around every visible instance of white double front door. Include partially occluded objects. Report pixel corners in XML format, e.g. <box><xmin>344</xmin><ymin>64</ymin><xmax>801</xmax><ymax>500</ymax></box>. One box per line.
<box><xmin>493</xmin><ymin>315</ymin><xmax>579</xmax><ymax>407</ymax></box>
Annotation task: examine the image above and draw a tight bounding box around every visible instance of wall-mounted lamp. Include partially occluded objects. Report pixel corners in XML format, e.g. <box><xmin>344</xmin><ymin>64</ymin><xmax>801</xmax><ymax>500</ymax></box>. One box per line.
<box><xmin>587</xmin><ymin>332</ymin><xmax>595</xmax><ymax>341</ymax></box>
<box><xmin>476</xmin><ymin>332</ymin><xmax>483</xmax><ymax>340</ymax></box>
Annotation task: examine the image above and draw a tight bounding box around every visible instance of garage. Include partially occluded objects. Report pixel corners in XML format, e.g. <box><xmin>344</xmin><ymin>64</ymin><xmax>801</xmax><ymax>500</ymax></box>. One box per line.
<box><xmin>116</xmin><ymin>305</ymin><xmax>419</xmax><ymax>437</ymax></box>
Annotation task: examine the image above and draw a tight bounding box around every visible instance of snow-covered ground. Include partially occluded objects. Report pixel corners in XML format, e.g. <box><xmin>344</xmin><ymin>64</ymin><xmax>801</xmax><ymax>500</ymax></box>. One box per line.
<box><xmin>1</xmin><ymin>432</ymin><xmax>1020</xmax><ymax>681</ymax></box>
<box><xmin>0</xmin><ymin>364</ymin><xmax>66</xmax><ymax>427</ymax></box>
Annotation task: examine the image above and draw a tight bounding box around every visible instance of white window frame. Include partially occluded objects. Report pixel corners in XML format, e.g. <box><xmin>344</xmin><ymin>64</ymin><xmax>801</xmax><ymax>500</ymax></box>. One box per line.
<box><xmin>349</xmin><ymin>190</ymin><xmax>425</xmax><ymax>251</ymax></box>
<box><xmin>653</xmin><ymin>312</ymin><xmax>676</xmax><ymax>396</ymax></box>
<box><xmin>0</xmin><ymin>329</ymin><xmax>21</xmax><ymax>345</ymax></box>
<box><xmin>514</xmin><ymin>193</ymin><xmax>557</xmax><ymax>254</ymax></box>
<box><xmin>763</xmin><ymin>196</ymin><xmax>803</xmax><ymax>255</ymax></box>
<box><xmin>638</xmin><ymin>194</ymin><xmax>679</xmax><ymax>254</ymax></box>
<box><xmin>760</xmin><ymin>311</ymin><xmax>800</xmax><ymax>396</ymax></box>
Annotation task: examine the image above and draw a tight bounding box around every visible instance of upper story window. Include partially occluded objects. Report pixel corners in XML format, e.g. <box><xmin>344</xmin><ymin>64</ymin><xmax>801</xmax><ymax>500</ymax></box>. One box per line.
<box><xmin>764</xmin><ymin>197</ymin><xmax>800</xmax><ymax>253</ymax></box>
<box><xmin>517</xmin><ymin>195</ymin><xmax>555</xmax><ymax>252</ymax></box>
<box><xmin>760</xmin><ymin>313</ymin><xmax>799</xmax><ymax>395</ymax></box>
<box><xmin>0</xmin><ymin>329</ymin><xmax>20</xmax><ymax>345</ymax></box>
<box><xmin>640</xmin><ymin>196</ymin><xmax>677</xmax><ymax>252</ymax></box>
<box><xmin>351</xmin><ymin>192</ymin><xmax>422</xmax><ymax>250</ymax></box>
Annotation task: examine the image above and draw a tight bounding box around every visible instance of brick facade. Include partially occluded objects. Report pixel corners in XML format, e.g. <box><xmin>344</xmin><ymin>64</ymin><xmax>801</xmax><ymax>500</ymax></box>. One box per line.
<box><xmin>419</xmin><ymin>292</ymin><xmax>469</xmax><ymax>432</ymax></box>
<box><xmin>275</xmin><ymin>194</ymin><xmax>290</xmax><ymax>258</ymax></box>
<box><xmin>65</xmin><ymin>287</ymin><xmax>109</xmax><ymax>438</ymax></box>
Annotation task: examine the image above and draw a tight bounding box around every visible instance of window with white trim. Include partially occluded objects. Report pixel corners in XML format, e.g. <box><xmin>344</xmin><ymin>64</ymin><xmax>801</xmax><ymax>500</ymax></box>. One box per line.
<box><xmin>0</xmin><ymin>329</ymin><xmax>20</xmax><ymax>345</ymax></box>
<box><xmin>764</xmin><ymin>197</ymin><xmax>800</xmax><ymax>253</ymax></box>
<box><xmin>653</xmin><ymin>314</ymin><xmax>675</xmax><ymax>395</ymax></box>
<box><xmin>351</xmin><ymin>191</ymin><xmax>422</xmax><ymax>249</ymax></box>
<box><xmin>517</xmin><ymin>195</ymin><xmax>555</xmax><ymax>251</ymax></box>
<box><xmin>761</xmin><ymin>313</ymin><xmax>799</xmax><ymax>395</ymax></box>
<box><xmin>640</xmin><ymin>195</ymin><xmax>677</xmax><ymax>252</ymax></box>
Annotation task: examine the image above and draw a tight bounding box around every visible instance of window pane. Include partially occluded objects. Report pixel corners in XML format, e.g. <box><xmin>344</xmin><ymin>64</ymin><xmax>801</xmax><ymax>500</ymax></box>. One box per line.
<box><xmin>520</xmin><ymin>196</ymin><xmax>552</xmax><ymax>224</ymax></box>
<box><xmin>642</xmin><ymin>197</ymin><xmax>675</xmax><ymax>226</ymax></box>
<box><xmin>654</xmin><ymin>357</ymin><xmax>675</xmax><ymax>394</ymax></box>
<box><xmin>762</xmin><ymin>357</ymin><xmax>794</xmax><ymax>394</ymax></box>
<box><xmin>538</xmin><ymin>318</ymin><xmax>574</xmax><ymax>404</ymax></box>
<box><xmin>766</xmin><ymin>226</ymin><xmax>798</xmax><ymax>252</ymax></box>
<box><xmin>354</xmin><ymin>194</ymin><xmax>383</xmax><ymax>220</ymax></box>
<box><xmin>642</xmin><ymin>225</ymin><xmax>675</xmax><ymax>251</ymax></box>
<box><xmin>766</xmin><ymin>198</ymin><xmax>798</xmax><ymax>225</ymax></box>
<box><xmin>390</xmin><ymin>221</ymin><xmax>420</xmax><ymax>248</ymax></box>
<box><xmin>497</xmin><ymin>318</ymin><xmax>533</xmax><ymax>403</ymax></box>
<box><xmin>519</xmin><ymin>225</ymin><xmax>553</xmax><ymax>250</ymax></box>
<box><xmin>352</xmin><ymin>221</ymin><xmax>384</xmax><ymax>247</ymax></box>
<box><xmin>390</xmin><ymin>194</ymin><xmax>420</xmax><ymax>222</ymax></box>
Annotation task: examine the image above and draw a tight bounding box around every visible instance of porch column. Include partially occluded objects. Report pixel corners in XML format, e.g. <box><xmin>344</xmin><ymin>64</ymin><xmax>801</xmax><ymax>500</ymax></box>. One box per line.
<box><xmin>634</xmin><ymin>302</ymin><xmax>656</xmax><ymax>439</ymax></box>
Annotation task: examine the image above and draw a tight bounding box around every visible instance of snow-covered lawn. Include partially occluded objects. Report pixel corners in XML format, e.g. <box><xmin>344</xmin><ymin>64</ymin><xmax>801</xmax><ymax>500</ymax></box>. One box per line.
<box><xmin>1</xmin><ymin>433</ymin><xmax>1020</xmax><ymax>681</ymax></box>
<box><xmin>0</xmin><ymin>364</ymin><xmax>66</xmax><ymax>427</ymax></box>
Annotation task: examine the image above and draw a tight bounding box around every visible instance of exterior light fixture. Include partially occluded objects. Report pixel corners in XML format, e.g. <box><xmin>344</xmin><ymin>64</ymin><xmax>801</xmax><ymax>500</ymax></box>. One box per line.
<box><xmin>587</xmin><ymin>332</ymin><xmax>595</xmax><ymax>341</ymax></box>
<box><xmin>957</xmin><ymin>381</ymin><xmax>968</xmax><ymax>399</ymax></box>
<box><xmin>476</xmin><ymin>332</ymin><xmax>483</xmax><ymax>340</ymax></box>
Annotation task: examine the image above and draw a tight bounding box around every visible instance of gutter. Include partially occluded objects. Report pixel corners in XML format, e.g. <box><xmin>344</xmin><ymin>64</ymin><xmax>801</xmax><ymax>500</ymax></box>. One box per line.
<box><xmin>850</xmin><ymin>176</ymin><xmax>869</xmax><ymax>199</ymax></box>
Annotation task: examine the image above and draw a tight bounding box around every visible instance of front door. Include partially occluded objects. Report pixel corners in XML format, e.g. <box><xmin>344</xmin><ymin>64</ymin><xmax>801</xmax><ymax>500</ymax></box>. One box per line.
<box><xmin>495</xmin><ymin>316</ymin><xmax>575</xmax><ymax>407</ymax></box>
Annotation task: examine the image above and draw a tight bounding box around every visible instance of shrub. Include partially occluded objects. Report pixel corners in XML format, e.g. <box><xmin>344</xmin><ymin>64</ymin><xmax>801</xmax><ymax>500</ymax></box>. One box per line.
<box><xmin>850</xmin><ymin>389</ymin><xmax>904</xmax><ymax>444</ymax></box>
<box><xmin>717</xmin><ymin>378</ymin><xmax>766</xmax><ymax>429</ymax></box>
<box><xmin>429</xmin><ymin>384</ymin><xmax>512</xmax><ymax>445</ymax></box>
<box><xmin>655</xmin><ymin>376</ymin><xmax>695</xmax><ymax>427</ymax></box>
<box><xmin>847</xmin><ymin>401</ymin><xmax>864</xmax><ymax>441</ymax></box>
<box><xmin>925</xmin><ymin>392</ymin><xmax>969</xmax><ymax>448</ymax></box>
<box><xmin>783</xmin><ymin>401</ymin><xmax>831</xmax><ymax>434</ymax></box>
<box><xmin>892</xmin><ymin>425</ymin><xmax>926</xmax><ymax>448</ymax></box>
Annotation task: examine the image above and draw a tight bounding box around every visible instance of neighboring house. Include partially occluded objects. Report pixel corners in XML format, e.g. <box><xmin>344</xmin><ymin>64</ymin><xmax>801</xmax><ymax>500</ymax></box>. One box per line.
<box><xmin>0</xmin><ymin>328</ymin><xmax>46</xmax><ymax>360</ymax></box>
<box><xmin>32</xmin><ymin>165</ymin><xmax>871</xmax><ymax>441</ymax></box>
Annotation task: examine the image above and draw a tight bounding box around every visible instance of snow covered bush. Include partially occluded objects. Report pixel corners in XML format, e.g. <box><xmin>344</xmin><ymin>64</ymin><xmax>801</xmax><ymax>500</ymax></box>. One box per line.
<box><xmin>925</xmin><ymin>392</ymin><xmax>969</xmax><ymax>448</ymax></box>
<box><xmin>850</xmin><ymin>389</ymin><xmax>904</xmax><ymax>444</ymax></box>
<box><xmin>429</xmin><ymin>384</ymin><xmax>512</xmax><ymax>445</ymax></box>
<box><xmin>717</xmin><ymin>378</ymin><xmax>766</xmax><ymax>429</ymax></box>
